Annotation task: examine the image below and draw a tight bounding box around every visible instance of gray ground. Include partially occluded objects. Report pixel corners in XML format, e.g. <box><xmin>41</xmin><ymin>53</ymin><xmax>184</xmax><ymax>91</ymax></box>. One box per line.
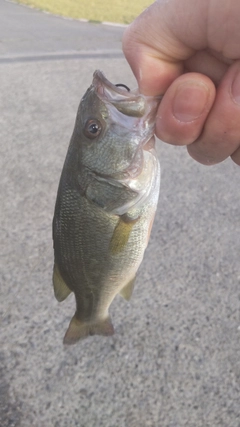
<box><xmin>1</xmin><ymin>1</ymin><xmax>240</xmax><ymax>426</ymax></box>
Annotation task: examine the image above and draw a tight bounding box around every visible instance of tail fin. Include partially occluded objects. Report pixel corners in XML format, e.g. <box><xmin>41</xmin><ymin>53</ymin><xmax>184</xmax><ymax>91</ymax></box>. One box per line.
<box><xmin>63</xmin><ymin>314</ymin><xmax>114</xmax><ymax>345</ymax></box>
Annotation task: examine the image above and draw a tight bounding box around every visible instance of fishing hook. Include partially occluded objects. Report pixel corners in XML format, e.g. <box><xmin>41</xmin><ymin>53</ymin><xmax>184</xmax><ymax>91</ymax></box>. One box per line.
<box><xmin>115</xmin><ymin>83</ymin><xmax>130</xmax><ymax>92</ymax></box>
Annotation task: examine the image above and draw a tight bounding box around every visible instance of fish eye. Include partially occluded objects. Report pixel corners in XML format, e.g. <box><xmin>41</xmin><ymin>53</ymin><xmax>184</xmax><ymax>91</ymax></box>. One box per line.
<box><xmin>84</xmin><ymin>119</ymin><xmax>102</xmax><ymax>139</ymax></box>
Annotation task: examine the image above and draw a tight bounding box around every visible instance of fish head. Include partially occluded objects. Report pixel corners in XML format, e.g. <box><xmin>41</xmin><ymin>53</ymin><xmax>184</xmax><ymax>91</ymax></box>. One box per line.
<box><xmin>74</xmin><ymin>70</ymin><xmax>161</xmax><ymax>179</ymax></box>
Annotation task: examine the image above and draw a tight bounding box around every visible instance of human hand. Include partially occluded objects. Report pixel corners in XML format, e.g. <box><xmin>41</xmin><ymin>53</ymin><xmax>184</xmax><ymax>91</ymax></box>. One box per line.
<box><xmin>123</xmin><ymin>0</ymin><xmax>240</xmax><ymax>166</ymax></box>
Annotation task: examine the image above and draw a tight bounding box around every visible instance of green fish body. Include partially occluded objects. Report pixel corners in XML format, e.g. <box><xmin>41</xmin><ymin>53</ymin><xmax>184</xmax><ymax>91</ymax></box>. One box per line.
<box><xmin>53</xmin><ymin>71</ymin><xmax>160</xmax><ymax>344</ymax></box>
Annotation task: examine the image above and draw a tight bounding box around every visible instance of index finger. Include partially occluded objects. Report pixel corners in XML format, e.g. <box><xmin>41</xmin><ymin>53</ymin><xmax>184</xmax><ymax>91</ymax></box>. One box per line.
<box><xmin>122</xmin><ymin>0</ymin><xmax>208</xmax><ymax>95</ymax></box>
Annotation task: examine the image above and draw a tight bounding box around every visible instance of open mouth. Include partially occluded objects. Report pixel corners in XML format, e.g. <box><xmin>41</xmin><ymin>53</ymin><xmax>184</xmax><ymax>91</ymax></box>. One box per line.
<box><xmin>90</xmin><ymin>71</ymin><xmax>160</xmax><ymax>179</ymax></box>
<box><xmin>92</xmin><ymin>70</ymin><xmax>160</xmax><ymax>119</ymax></box>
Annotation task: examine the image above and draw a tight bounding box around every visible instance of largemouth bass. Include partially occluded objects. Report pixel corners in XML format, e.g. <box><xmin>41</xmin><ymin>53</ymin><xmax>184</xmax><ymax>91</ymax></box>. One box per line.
<box><xmin>52</xmin><ymin>70</ymin><xmax>160</xmax><ymax>344</ymax></box>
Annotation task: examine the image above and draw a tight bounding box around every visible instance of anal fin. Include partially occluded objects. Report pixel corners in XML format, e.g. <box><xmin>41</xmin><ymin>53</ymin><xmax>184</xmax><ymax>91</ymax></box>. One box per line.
<box><xmin>53</xmin><ymin>263</ymin><xmax>72</xmax><ymax>302</ymax></box>
<box><xmin>119</xmin><ymin>277</ymin><xmax>136</xmax><ymax>301</ymax></box>
<box><xmin>63</xmin><ymin>315</ymin><xmax>114</xmax><ymax>345</ymax></box>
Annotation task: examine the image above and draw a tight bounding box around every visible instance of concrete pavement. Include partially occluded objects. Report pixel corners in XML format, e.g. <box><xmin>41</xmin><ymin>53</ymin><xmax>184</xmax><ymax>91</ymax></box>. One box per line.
<box><xmin>1</xmin><ymin>1</ymin><xmax>240</xmax><ymax>426</ymax></box>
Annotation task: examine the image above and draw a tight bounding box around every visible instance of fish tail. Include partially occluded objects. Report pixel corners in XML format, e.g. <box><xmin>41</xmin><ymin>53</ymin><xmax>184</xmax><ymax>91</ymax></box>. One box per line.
<box><xmin>63</xmin><ymin>314</ymin><xmax>114</xmax><ymax>345</ymax></box>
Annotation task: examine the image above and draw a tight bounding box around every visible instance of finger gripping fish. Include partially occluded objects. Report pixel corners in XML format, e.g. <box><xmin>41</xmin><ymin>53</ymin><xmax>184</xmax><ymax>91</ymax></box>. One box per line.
<box><xmin>52</xmin><ymin>70</ymin><xmax>160</xmax><ymax>345</ymax></box>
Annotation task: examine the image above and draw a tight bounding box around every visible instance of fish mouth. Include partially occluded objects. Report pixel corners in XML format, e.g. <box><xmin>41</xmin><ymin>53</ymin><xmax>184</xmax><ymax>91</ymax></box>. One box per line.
<box><xmin>91</xmin><ymin>70</ymin><xmax>161</xmax><ymax>180</ymax></box>
<box><xmin>92</xmin><ymin>70</ymin><xmax>161</xmax><ymax>120</ymax></box>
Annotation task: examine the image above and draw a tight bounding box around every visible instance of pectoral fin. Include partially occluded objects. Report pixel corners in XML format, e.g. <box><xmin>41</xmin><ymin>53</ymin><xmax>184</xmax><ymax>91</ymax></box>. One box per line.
<box><xmin>147</xmin><ymin>216</ymin><xmax>155</xmax><ymax>243</ymax></box>
<box><xmin>53</xmin><ymin>263</ymin><xmax>72</xmax><ymax>302</ymax></box>
<box><xmin>119</xmin><ymin>277</ymin><xmax>136</xmax><ymax>301</ymax></box>
<box><xmin>63</xmin><ymin>314</ymin><xmax>114</xmax><ymax>345</ymax></box>
<box><xmin>110</xmin><ymin>216</ymin><xmax>139</xmax><ymax>255</ymax></box>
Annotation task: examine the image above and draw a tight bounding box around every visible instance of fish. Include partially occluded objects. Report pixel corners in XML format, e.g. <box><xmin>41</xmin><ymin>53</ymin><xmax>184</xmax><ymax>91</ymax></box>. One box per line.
<box><xmin>52</xmin><ymin>70</ymin><xmax>161</xmax><ymax>345</ymax></box>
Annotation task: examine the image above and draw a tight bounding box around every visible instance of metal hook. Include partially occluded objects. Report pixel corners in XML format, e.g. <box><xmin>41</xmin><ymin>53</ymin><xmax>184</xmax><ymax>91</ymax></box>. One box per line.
<box><xmin>115</xmin><ymin>83</ymin><xmax>130</xmax><ymax>92</ymax></box>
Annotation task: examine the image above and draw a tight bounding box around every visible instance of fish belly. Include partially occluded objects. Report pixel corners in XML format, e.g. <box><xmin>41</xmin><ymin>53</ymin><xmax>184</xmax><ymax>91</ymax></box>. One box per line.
<box><xmin>54</xmin><ymin>190</ymin><xmax>152</xmax><ymax>313</ymax></box>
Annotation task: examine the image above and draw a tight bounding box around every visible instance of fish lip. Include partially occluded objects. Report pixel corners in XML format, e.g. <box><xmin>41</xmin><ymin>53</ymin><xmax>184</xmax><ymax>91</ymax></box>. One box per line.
<box><xmin>92</xmin><ymin>70</ymin><xmax>151</xmax><ymax>117</ymax></box>
<box><xmin>92</xmin><ymin>70</ymin><xmax>162</xmax><ymax>120</ymax></box>
<box><xmin>93</xmin><ymin>70</ymin><xmax>137</xmax><ymax>99</ymax></box>
<box><xmin>92</xmin><ymin>70</ymin><xmax>162</xmax><ymax>102</ymax></box>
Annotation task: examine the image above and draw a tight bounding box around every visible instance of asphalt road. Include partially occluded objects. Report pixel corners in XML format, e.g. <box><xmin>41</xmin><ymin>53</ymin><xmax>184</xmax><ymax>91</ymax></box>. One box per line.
<box><xmin>1</xmin><ymin>1</ymin><xmax>240</xmax><ymax>426</ymax></box>
<box><xmin>0</xmin><ymin>0</ymin><xmax>124</xmax><ymax>58</ymax></box>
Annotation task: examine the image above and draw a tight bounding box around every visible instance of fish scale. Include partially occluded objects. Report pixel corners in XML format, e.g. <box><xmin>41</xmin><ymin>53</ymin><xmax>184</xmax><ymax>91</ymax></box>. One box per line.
<box><xmin>52</xmin><ymin>70</ymin><xmax>160</xmax><ymax>344</ymax></box>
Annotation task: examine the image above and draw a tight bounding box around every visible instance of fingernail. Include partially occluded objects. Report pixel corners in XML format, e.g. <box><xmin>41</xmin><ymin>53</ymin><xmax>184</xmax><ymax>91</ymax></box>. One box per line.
<box><xmin>173</xmin><ymin>82</ymin><xmax>209</xmax><ymax>122</ymax></box>
<box><xmin>231</xmin><ymin>71</ymin><xmax>240</xmax><ymax>105</ymax></box>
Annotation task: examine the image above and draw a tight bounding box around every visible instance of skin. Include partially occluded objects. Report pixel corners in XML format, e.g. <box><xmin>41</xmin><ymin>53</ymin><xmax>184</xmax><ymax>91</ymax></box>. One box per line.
<box><xmin>53</xmin><ymin>73</ymin><xmax>160</xmax><ymax>343</ymax></box>
<box><xmin>122</xmin><ymin>0</ymin><xmax>240</xmax><ymax>166</ymax></box>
